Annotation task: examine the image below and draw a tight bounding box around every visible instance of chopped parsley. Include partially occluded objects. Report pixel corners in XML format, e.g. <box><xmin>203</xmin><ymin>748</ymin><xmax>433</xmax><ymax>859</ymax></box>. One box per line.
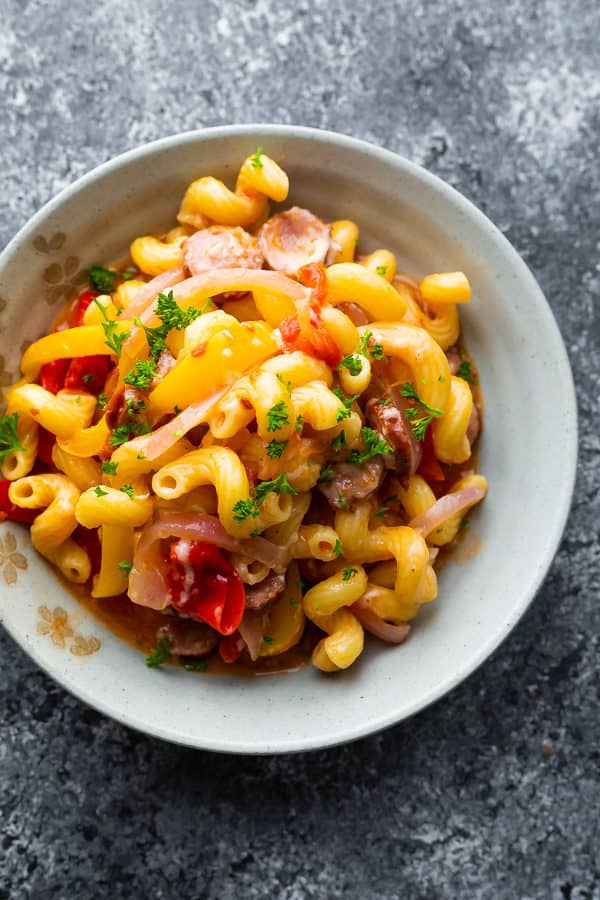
<box><xmin>333</xmin><ymin>539</ymin><xmax>343</xmax><ymax>558</ymax></box>
<box><xmin>289</xmin><ymin>598</ymin><xmax>299</xmax><ymax>607</ymax></box>
<box><xmin>336</xmin><ymin>493</ymin><xmax>350</xmax><ymax>511</ymax></box>
<box><xmin>266</xmin><ymin>400</ymin><xmax>290</xmax><ymax>432</ymax></box>
<box><xmin>400</xmin><ymin>382</ymin><xmax>444</xmax><ymax>417</ymax></box>
<box><xmin>0</xmin><ymin>413</ymin><xmax>25</xmax><ymax>463</ymax></box>
<box><xmin>276</xmin><ymin>373</ymin><xmax>292</xmax><ymax>395</ymax></box>
<box><xmin>96</xmin><ymin>393</ymin><xmax>108</xmax><ymax>409</ymax></box>
<box><xmin>89</xmin><ymin>265</ymin><xmax>116</xmax><ymax>293</ymax></box>
<box><xmin>331</xmin><ymin>430</ymin><xmax>346</xmax><ymax>452</ymax></box>
<box><xmin>119</xmin><ymin>483</ymin><xmax>135</xmax><ymax>499</ymax></box>
<box><xmin>457</xmin><ymin>360</ymin><xmax>474</xmax><ymax>382</ymax></box>
<box><xmin>100</xmin><ymin>460</ymin><xmax>118</xmax><ymax>476</ymax></box>
<box><xmin>94</xmin><ymin>299</ymin><xmax>130</xmax><ymax>357</ymax></box>
<box><xmin>407</xmin><ymin>413</ymin><xmax>434</xmax><ymax>441</ymax></box>
<box><xmin>155</xmin><ymin>290</ymin><xmax>209</xmax><ymax>331</ymax></box>
<box><xmin>232</xmin><ymin>473</ymin><xmax>297</xmax><ymax>521</ymax></box>
<box><xmin>250</xmin><ymin>146</ymin><xmax>264</xmax><ymax>169</ymax></box>
<box><xmin>82</xmin><ymin>373</ymin><xmax>96</xmax><ymax>384</ymax></box>
<box><xmin>332</xmin><ymin>387</ymin><xmax>357</xmax><ymax>423</ymax></box>
<box><xmin>109</xmin><ymin>421</ymin><xmax>152</xmax><ymax>447</ymax></box>
<box><xmin>438</xmin><ymin>374</ymin><xmax>446</xmax><ymax>383</ymax></box>
<box><xmin>349</xmin><ymin>427</ymin><xmax>393</xmax><ymax>464</ymax></box>
<box><xmin>379</xmin><ymin>397</ymin><xmax>392</xmax><ymax>406</ymax></box>
<box><xmin>93</xmin><ymin>485</ymin><xmax>108</xmax><ymax>497</ymax></box>
<box><xmin>266</xmin><ymin>438</ymin><xmax>287</xmax><ymax>459</ymax></box>
<box><xmin>357</xmin><ymin>330</ymin><xmax>384</xmax><ymax>360</ymax></box>
<box><xmin>126</xmin><ymin>397</ymin><xmax>146</xmax><ymax>417</ymax></box>
<box><xmin>181</xmin><ymin>659</ymin><xmax>207</xmax><ymax>672</ymax></box>
<box><xmin>120</xmin><ymin>267</ymin><xmax>137</xmax><ymax>281</ymax></box>
<box><xmin>375</xmin><ymin>504</ymin><xmax>389</xmax><ymax>519</ymax></box>
<box><xmin>262</xmin><ymin>634</ymin><xmax>274</xmax><ymax>645</ymax></box>
<box><xmin>145</xmin><ymin>637</ymin><xmax>170</xmax><ymax>668</ymax></box>
<box><xmin>338</xmin><ymin>353</ymin><xmax>363</xmax><ymax>376</ymax></box>
<box><xmin>136</xmin><ymin>452</ymin><xmax>146</xmax><ymax>460</ymax></box>
<box><xmin>124</xmin><ymin>359</ymin><xmax>157</xmax><ymax>391</ymax></box>
<box><xmin>294</xmin><ymin>415</ymin><xmax>304</xmax><ymax>433</ymax></box>
<box><xmin>118</xmin><ymin>559</ymin><xmax>132</xmax><ymax>578</ymax></box>
<box><xmin>317</xmin><ymin>465</ymin><xmax>333</xmax><ymax>483</ymax></box>
<box><xmin>342</xmin><ymin>566</ymin><xmax>358</xmax><ymax>581</ymax></box>
<box><xmin>375</xmin><ymin>265</ymin><xmax>388</xmax><ymax>277</ymax></box>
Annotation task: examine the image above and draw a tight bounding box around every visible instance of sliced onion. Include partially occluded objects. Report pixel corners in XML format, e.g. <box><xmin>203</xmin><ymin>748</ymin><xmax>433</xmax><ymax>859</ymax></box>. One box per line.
<box><xmin>122</xmin><ymin>266</ymin><xmax>186</xmax><ymax>321</ymax></box>
<box><xmin>408</xmin><ymin>487</ymin><xmax>486</xmax><ymax>537</ymax></box>
<box><xmin>238</xmin><ymin>610</ymin><xmax>265</xmax><ymax>661</ymax></box>
<box><xmin>352</xmin><ymin>601</ymin><xmax>411</xmax><ymax>644</ymax></box>
<box><xmin>129</xmin><ymin>512</ymin><xmax>287</xmax><ymax>610</ymax></box>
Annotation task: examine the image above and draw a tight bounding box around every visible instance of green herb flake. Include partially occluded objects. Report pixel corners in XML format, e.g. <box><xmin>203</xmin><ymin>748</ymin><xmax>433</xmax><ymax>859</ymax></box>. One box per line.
<box><xmin>181</xmin><ymin>659</ymin><xmax>207</xmax><ymax>672</ymax></box>
<box><xmin>276</xmin><ymin>373</ymin><xmax>292</xmax><ymax>395</ymax></box>
<box><xmin>93</xmin><ymin>485</ymin><xmax>108</xmax><ymax>497</ymax></box>
<box><xmin>0</xmin><ymin>413</ymin><xmax>25</xmax><ymax>462</ymax></box>
<box><xmin>82</xmin><ymin>373</ymin><xmax>95</xmax><ymax>384</ymax></box>
<box><xmin>336</xmin><ymin>493</ymin><xmax>350</xmax><ymax>511</ymax></box>
<box><xmin>120</xmin><ymin>267</ymin><xmax>137</xmax><ymax>281</ymax></box>
<box><xmin>266</xmin><ymin>438</ymin><xmax>288</xmax><ymax>459</ymax></box>
<box><xmin>262</xmin><ymin>634</ymin><xmax>274</xmax><ymax>645</ymax></box>
<box><xmin>109</xmin><ymin>421</ymin><xmax>152</xmax><ymax>447</ymax></box>
<box><xmin>266</xmin><ymin>400</ymin><xmax>290</xmax><ymax>432</ymax></box>
<box><xmin>333</xmin><ymin>539</ymin><xmax>343</xmax><ymax>558</ymax></box>
<box><xmin>124</xmin><ymin>359</ymin><xmax>157</xmax><ymax>391</ymax></box>
<box><xmin>101</xmin><ymin>460</ymin><xmax>118</xmax><ymax>476</ymax></box>
<box><xmin>338</xmin><ymin>353</ymin><xmax>363</xmax><ymax>376</ymax></box>
<box><xmin>119</xmin><ymin>483</ymin><xmax>135</xmax><ymax>499</ymax></box>
<box><xmin>457</xmin><ymin>360</ymin><xmax>474</xmax><ymax>383</ymax></box>
<box><xmin>118</xmin><ymin>559</ymin><xmax>132</xmax><ymax>578</ymax></box>
<box><xmin>342</xmin><ymin>566</ymin><xmax>358</xmax><ymax>581</ymax></box>
<box><xmin>317</xmin><ymin>464</ymin><xmax>333</xmax><ymax>483</ymax></box>
<box><xmin>349</xmin><ymin>427</ymin><xmax>393</xmax><ymax>465</ymax></box>
<box><xmin>94</xmin><ymin>299</ymin><xmax>130</xmax><ymax>357</ymax></box>
<box><xmin>96</xmin><ymin>393</ymin><xmax>108</xmax><ymax>409</ymax></box>
<box><xmin>400</xmin><ymin>382</ymin><xmax>444</xmax><ymax>417</ymax></box>
<box><xmin>250</xmin><ymin>146</ymin><xmax>264</xmax><ymax>169</ymax></box>
<box><xmin>331</xmin><ymin>430</ymin><xmax>346</xmax><ymax>452</ymax></box>
<box><xmin>145</xmin><ymin>637</ymin><xmax>170</xmax><ymax>668</ymax></box>
<box><xmin>126</xmin><ymin>397</ymin><xmax>146</xmax><ymax>417</ymax></box>
<box><xmin>375</xmin><ymin>265</ymin><xmax>388</xmax><ymax>277</ymax></box>
<box><xmin>294</xmin><ymin>414</ymin><xmax>304</xmax><ymax>433</ymax></box>
<box><xmin>89</xmin><ymin>265</ymin><xmax>117</xmax><ymax>293</ymax></box>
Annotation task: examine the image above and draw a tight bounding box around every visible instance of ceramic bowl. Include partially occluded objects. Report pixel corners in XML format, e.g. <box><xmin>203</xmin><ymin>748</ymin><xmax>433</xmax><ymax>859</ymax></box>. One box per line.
<box><xmin>0</xmin><ymin>125</ymin><xmax>577</xmax><ymax>753</ymax></box>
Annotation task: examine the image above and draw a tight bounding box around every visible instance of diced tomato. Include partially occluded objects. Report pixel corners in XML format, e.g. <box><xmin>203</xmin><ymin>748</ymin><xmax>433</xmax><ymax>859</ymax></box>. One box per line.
<box><xmin>37</xmin><ymin>428</ymin><xmax>56</xmax><ymax>465</ymax></box>
<box><xmin>69</xmin><ymin>290</ymin><xmax>99</xmax><ymax>327</ymax></box>
<box><xmin>0</xmin><ymin>479</ymin><xmax>39</xmax><ymax>524</ymax></box>
<box><xmin>72</xmin><ymin>526</ymin><xmax>102</xmax><ymax>575</ymax></box>
<box><xmin>219</xmin><ymin>631</ymin><xmax>245</xmax><ymax>664</ymax></box>
<box><xmin>64</xmin><ymin>355</ymin><xmax>109</xmax><ymax>394</ymax></box>
<box><xmin>39</xmin><ymin>358</ymin><xmax>69</xmax><ymax>394</ymax></box>
<box><xmin>417</xmin><ymin>428</ymin><xmax>445</xmax><ymax>482</ymax></box>
<box><xmin>166</xmin><ymin>540</ymin><xmax>246</xmax><ymax>636</ymax></box>
<box><xmin>280</xmin><ymin>263</ymin><xmax>342</xmax><ymax>367</ymax></box>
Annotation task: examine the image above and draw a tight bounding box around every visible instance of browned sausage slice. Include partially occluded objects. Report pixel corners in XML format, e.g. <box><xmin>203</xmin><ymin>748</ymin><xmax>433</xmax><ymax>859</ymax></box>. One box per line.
<box><xmin>244</xmin><ymin>572</ymin><xmax>286</xmax><ymax>611</ymax></box>
<box><xmin>183</xmin><ymin>226</ymin><xmax>264</xmax><ymax>274</ymax></box>
<box><xmin>258</xmin><ymin>207</ymin><xmax>330</xmax><ymax>275</ymax></box>
<box><xmin>318</xmin><ymin>458</ymin><xmax>385</xmax><ymax>510</ymax></box>
<box><xmin>366</xmin><ymin>386</ymin><xmax>422</xmax><ymax>478</ymax></box>
<box><xmin>156</xmin><ymin>618</ymin><xmax>219</xmax><ymax>657</ymax></box>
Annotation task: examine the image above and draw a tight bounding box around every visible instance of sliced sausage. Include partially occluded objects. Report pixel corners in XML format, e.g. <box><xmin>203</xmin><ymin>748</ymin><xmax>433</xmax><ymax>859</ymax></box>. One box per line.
<box><xmin>467</xmin><ymin>401</ymin><xmax>481</xmax><ymax>446</ymax></box>
<box><xmin>258</xmin><ymin>207</ymin><xmax>330</xmax><ymax>276</ymax></box>
<box><xmin>318</xmin><ymin>458</ymin><xmax>385</xmax><ymax>510</ymax></box>
<box><xmin>445</xmin><ymin>346</ymin><xmax>461</xmax><ymax>375</ymax></box>
<box><xmin>183</xmin><ymin>226</ymin><xmax>264</xmax><ymax>275</ymax></box>
<box><xmin>337</xmin><ymin>301</ymin><xmax>371</xmax><ymax>326</ymax></box>
<box><xmin>157</xmin><ymin>618</ymin><xmax>219</xmax><ymax>657</ymax></box>
<box><xmin>244</xmin><ymin>572</ymin><xmax>286</xmax><ymax>611</ymax></box>
<box><xmin>366</xmin><ymin>386</ymin><xmax>422</xmax><ymax>478</ymax></box>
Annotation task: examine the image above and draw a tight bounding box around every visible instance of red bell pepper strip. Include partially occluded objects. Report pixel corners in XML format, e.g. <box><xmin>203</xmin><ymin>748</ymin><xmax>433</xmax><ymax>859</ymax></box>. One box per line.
<box><xmin>36</xmin><ymin>427</ymin><xmax>56</xmax><ymax>465</ymax></box>
<box><xmin>39</xmin><ymin>358</ymin><xmax>69</xmax><ymax>394</ymax></box>
<box><xmin>417</xmin><ymin>427</ymin><xmax>445</xmax><ymax>482</ymax></box>
<box><xmin>167</xmin><ymin>540</ymin><xmax>246</xmax><ymax>636</ymax></box>
<box><xmin>280</xmin><ymin>263</ymin><xmax>342</xmax><ymax>367</ymax></box>
<box><xmin>69</xmin><ymin>290</ymin><xmax>99</xmax><ymax>327</ymax></box>
<box><xmin>64</xmin><ymin>355</ymin><xmax>109</xmax><ymax>394</ymax></box>
<box><xmin>72</xmin><ymin>526</ymin><xmax>102</xmax><ymax>575</ymax></box>
<box><xmin>0</xmin><ymin>479</ymin><xmax>39</xmax><ymax>524</ymax></box>
<box><xmin>219</xmin><ymin>631</ymin><xmax>245</xmax><ymax>664</ymax></box>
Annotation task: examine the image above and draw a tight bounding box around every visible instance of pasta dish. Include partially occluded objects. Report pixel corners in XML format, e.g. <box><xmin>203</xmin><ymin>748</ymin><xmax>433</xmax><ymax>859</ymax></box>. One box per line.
<box><xmin>0</xmin><ymin>148</ymin><xmax>487</xmax><ymax>673</ymax></box>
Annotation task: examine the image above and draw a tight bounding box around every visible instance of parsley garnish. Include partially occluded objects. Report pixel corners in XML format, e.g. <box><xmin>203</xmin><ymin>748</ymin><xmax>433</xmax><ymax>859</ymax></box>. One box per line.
<box><xmin>266</xmin><ymin>400</ymin><xmax>290</xmax><ymax>432</ymax></box>
<box><xmin>349</xmin><ymin>427</ymin><xmax>393</xmax><ymax>464</ymax></box>
<box><xmin>400</xmin><ymin>383</ymin><xmax>444</xmax><ymax>417</ymax></box>
<box><xmin>375</xmin><ymin>265</ymin><xmax>388</xmax><ymax>277</ymax></box>
<box><xmin>336</xmin><ymin>493</ymin><xmax>350</xmax><ymax>510</ymax></box>
<box><xmin>317</xmin><ymin>465</ymin><xmax>333</xmax><ymax>483</ymax></box>
<box><xmin>331</xmin><ymin>430</ymin><xmax>346</xmax><ymax>452</ymax></box>
<box><xmin>119</xmin><ymin>483</ymin><xmax>135</xmax><ymax>499</ymax></box>
<box><xmin>94</xmin><ymin>299</ymin><xmax>130</xmax><ymax>357</ymax></box>
<box><xmin>250</xmin><ymin>146</ymin><xmax>264</xmax><ymax>169</ymax></box>
<box><xmin>379</xmin><ymin>397</ymin><xmax>392</xmax><ymax>406</ymax></box>
<box><xmin>457</xmin><ymin>360</ymin><xmax>474</xmax><ymax>382</ymax></box>
<box><xmin>276</xmin><ymin>373</ymin><xmax>292</xmax><ymax>395</ymax></box>
<box><xmin>342</xmin><ymin>566</ymin><xmax>358</xmax><ymax>581</ymax></box>
<box><xmin>124</xmin><ymin>359</ymin><xmax>157</xmax><ymax>391</ymax></box>
<box><xmin>155</xmin><ymin>290</ymin><xmax>208</xmax><ymax>331</ymax></box>
<box><xmin>232</xmin><ymin>473</ymin><xmax>297</xmax><ymax>521</ymax></box>
<box><xmin>0</xmin><ymin>413</ymin><xmax>25</xmax><ymax>462</ymax></box>
<box><xmin>338</xmin><ymin>353</ymin><xmax>363</xmax><ymax>376</ymax></box>
<box><xmin>109</xmin><ymin>421</ymin><xmax>152</xmax><ymax>447</ymax></box>
<box><xmin>82</xmin><ymin>373</ymin><xmax>95</xmax><ymax>384</ymax></box>
<box><xmin>375</xmin><ymin>505</ymin><xmax>389</xmax><ymax>519</ymax></box>
<box><xmin>101</xmin><ymin>460</ymin><xmax>118</xmax><ymax>476</ymax></box>
<box><xmin>126</xmin><ymin>397</ymin><xmax>146</xmax><ymax>417</ymax></box>
<box><xmin>333</xmin><ymin>539</ymin><xmax>343</xmax><ymax>558</ymax></box>
<box><xmin>357</xmin><ymin>330</ymin><xmax>384</xmax><ymax>360</ymax></box>
<box><xmin>181</xmin><ymin>659</ymin><xmax>207</xmax><ymax>672</ymax></box>
<box><xmin>96</xmin><ymin>393</ymin><xmax>107</xmax><ymax>409</ymax></box>
<box><xmin>145</xmin><ymin>637</ymin><xmax>170</xmax><ymax>668</ymax></box>
<box><xmin>118</xmin><ymin>559</ymin><xmax>132</xmax><ymax>578</ymax></box>
<box><xmin>266</xmin><ymin>438</ymin><xmax>287</xmax><ymax>459</ymax></box>
<box><xmin>407</xmin><ymin>414</ymin><xmax>434</xmax><ymax>441</ymax></box>
<box><xmin>262</xmin><ymin>635</ymin><xmax>274</xmax><ymax>645</ymax></box>
<box><xmin>136</xmin><ymin>452</ymin><xmax>146</xmax><ymax>460</ymax></box>
<box><xmin>121</xmin><ymin>267</ymin><xmax>137</xmax><ymax>281</ymax></box>
<box><xmin>332</xmin><ymin>388</ymin><xmax>357</xmax><ymax>423</ymax></box>
<box><xmin>89</xmin><ymin>265</ymin><xmax>116</xmax><ymax>293</ymax></box>
<box><xmin>94</xmin><ymin>486</ymin><xmax>108</xmax><ymax>497</ymax></box>
<box><xmin>294</xmin><ymin>415</ymin><xmax>304</xmax><ymax>433</ymax></box>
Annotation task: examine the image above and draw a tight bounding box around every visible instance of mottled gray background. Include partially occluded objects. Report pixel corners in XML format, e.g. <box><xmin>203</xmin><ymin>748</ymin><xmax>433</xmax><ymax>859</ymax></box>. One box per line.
<box><xmin>1</xmin><ymin>1</ymin><xmax>599</xmax><ymax>898</ymax></box>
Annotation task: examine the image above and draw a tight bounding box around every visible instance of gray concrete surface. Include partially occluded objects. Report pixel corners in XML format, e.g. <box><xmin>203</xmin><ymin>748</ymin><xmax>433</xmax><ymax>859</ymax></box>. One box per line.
<box><xmin>1</xmin><ymin>1</ymin><xmax>599</xmax><ymax>898</ymax></box>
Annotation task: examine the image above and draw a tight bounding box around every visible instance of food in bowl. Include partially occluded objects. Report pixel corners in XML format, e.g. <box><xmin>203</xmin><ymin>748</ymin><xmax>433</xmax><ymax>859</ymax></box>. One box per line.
<box><xmin>1</xmin><ymin>148</ymin><xmax>487</xmax><ymax>675</ymax></box>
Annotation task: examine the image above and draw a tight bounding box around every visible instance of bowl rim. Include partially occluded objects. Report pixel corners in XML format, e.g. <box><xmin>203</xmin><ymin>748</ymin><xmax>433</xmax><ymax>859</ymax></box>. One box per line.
<box><xmin>0</xmin><ymin>123</ymin><xmax>578</xmax><ymax>753</ymax></box>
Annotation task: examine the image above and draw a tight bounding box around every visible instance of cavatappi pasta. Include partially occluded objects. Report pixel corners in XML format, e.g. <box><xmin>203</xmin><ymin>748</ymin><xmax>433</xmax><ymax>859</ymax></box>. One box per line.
<box><xmin>1</xmin><ymin>148</ymin><xmax>487</xmax><ymax>675</ymax></box>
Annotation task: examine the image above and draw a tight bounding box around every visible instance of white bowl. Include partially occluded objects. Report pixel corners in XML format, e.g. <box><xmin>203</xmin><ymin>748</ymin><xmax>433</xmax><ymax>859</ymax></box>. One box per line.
<box><xmin>0</xmin><ymin>125</ymin><xmax>577</xmax><ymax>753</ymax></box>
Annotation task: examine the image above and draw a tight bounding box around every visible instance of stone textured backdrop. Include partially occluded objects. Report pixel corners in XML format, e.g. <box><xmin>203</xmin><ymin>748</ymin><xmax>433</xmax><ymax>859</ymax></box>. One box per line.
<box><xmin>1</xmin><ymin>1</ymin><xmax>599</xmax><ymax>898</ymax></box>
